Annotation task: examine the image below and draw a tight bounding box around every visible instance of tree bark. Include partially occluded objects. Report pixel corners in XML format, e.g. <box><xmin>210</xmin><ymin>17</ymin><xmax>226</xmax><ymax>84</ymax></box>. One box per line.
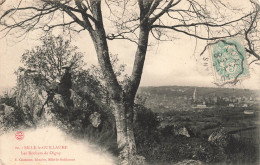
<box><xmin>111</xmin><ymin>98</ymin><xmax>136</xmax><ymax>165</ymax></box>
<box><xmin>90</xmin><ymin>18</ymin><xmax>149</xmax><ymax>165</ymax></box>
<box><xmin>87</xmin><ymin>1</ymin><xmax>150</xmax><ymax>164</ymax></box>
<box><xmin>89</xmin><ymin>10</ymin><xmax>137</xmax><ymax>165</ymax></box>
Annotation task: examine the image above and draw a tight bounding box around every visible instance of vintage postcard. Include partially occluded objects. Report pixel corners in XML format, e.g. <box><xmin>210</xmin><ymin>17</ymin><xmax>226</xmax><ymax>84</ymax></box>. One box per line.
<box><xmin>0</xmin><ymin>0</ymin><xmax>259</xmax><ymax>165</ymax></box>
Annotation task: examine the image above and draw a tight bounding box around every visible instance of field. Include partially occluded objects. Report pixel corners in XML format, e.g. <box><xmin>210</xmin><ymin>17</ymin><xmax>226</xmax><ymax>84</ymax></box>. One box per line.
<box><xmin>158</xmin><ymin>107</ymin><xmax>260</xmax><ymax>140</ymax></box>
<box><xmin>137</xmin><ymin>86</ymin><xmax>260</xmax><ymax>138</ymax></box>
<box><xmin>137</xmin><ymin>86</ymin><xmax>260</xmax><ymax>164</ymax></box>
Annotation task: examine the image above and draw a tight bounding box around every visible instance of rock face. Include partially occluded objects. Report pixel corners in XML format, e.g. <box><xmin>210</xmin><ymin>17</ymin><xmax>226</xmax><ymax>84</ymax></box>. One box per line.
<box><xmin>15</xmin><ymin>70</ymin><xmax>103</xmax><ymax>128</ymax></box>
<box><xmin>16</xmin><ymin>71</ymin><xmax>48</xmax><ymax>121</ymax></box>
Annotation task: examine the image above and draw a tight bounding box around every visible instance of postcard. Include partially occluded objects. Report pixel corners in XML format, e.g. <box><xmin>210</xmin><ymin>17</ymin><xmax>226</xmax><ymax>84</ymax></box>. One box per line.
<box><xmin>0</xmin><ymin>0</ymin><xmax>259</xmax><ymax>165</ymax></box>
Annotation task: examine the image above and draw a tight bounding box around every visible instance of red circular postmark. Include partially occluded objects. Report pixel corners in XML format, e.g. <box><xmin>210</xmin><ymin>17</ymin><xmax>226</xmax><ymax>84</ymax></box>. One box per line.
<box><xmin>15</xmin><ymin>131</ymin><xmax>24</xmax><ymax>140</ymax></box>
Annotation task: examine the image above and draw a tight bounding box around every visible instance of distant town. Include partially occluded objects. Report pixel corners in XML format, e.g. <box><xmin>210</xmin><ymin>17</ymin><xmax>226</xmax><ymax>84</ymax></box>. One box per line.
<box><xmin>137</xmin><ymin>86</ymin><xmax>260</xmax><ymax>112</ymax></box>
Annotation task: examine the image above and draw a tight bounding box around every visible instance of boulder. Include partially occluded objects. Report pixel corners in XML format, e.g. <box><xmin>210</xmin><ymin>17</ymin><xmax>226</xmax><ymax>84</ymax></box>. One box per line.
<box><xmin>174</xmin><ymin>126</ymin><xmax>190</xmax><ymax>137</ymax></box>
<box><xmin>53</xmin><ymin>94</ymin><xmax>66</xmax><ymax>108</ymax></box>
<box><xmin>42</xmin><ymin>103</ymin><xmax>56</xmax><ymax>122</ymax></box>
<box><xmin>208</xmin><ymin>127</ymin><xmax>230</xmax><ymax>148</ymax></box>
<box><xmin>89</xmin><ymin>112</ymin><xmax>101</xmax><ymax>127</ymax></box>
<box><xmin>70</xmin><ymin>89</ymin><xmax>83</xmax><ymax>108</ymax></box>
<box><xmin>0</xmin><ymin>104</ymin><xmax>15</xmax><ymax>116</ymax></box>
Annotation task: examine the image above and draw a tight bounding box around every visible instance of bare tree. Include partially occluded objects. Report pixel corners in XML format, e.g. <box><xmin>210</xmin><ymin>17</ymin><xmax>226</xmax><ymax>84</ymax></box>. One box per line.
<box><xmin>197</xmin><ymin>0</ymin><xmax>260</xmax><ymax>86</ymax></box>
<box><xmin>244</xmin><ymin>0</ymin><xmax>260</xmax><ymax>65</ymax></box>
<box><xmin>0</xmin><ymin>0</ymin><xmax>257</xmax><ymax>164</ymax></box>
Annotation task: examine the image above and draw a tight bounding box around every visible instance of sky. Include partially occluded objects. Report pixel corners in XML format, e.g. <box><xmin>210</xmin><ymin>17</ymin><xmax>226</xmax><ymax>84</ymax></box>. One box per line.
<box><xmin>0</xmin><ymin>0</ymin><xmax>260</xmax><ymax>91</ymax></box>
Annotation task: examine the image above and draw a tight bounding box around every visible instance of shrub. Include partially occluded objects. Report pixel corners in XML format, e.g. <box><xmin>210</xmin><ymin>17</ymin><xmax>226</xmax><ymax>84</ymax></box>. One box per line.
<box><xmin>0</xmin><ymin>106</ymin><xmax>29</xmax><ymax>133</ymax></box>
<box><xmin>225</xmin><ymin>135</ymin><xmax>259</xmax><ymax>164</ymax></box>
<box><xmin>0</xmin><ymin>94</ymin><xmax>16</xmax><ymax>107</ymax></box>
<box><xmin>140</xmin><ymin>136</ymin><xmax>226</xmax><ymax>164</ymax></box>
<box><xmin>134</xmin><ymin>104</ymin><xmax>160</xmax><ymax>145</ymax></box>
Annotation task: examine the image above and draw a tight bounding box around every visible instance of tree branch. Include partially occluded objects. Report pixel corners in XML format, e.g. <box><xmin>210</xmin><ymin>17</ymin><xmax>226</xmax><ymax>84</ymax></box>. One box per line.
<box><xmin>74</xmin><ymin>0</ymin><xmax>96</xmax><ymax>32</ymax></box>
<box><xmin>244</xmin><ymin>4</ymin><xmax>260</xmax><ymax>60</ymax></box>
<box><xmin>152</xmin><ymin>11</ymin><xmax>253</xmax><ymax>28</ymax></box>
<box><xmin>42</xmin><ymin>0</ymin><xmax>87</xmax><ymax>29</ymax></box>
<box><xmin>152</xmin><ymin>25</ymin><xmax>240</xmax><ymax>40</ymax></box>
<box><xmin>149</xmin><ymin>0</ymin><xmax>181</xmax><ymax>25</ymax></box>
<box><xmin>90</xmin><ymin>0</ymin><xmax>122</xmax><ymax>99</ymax></box>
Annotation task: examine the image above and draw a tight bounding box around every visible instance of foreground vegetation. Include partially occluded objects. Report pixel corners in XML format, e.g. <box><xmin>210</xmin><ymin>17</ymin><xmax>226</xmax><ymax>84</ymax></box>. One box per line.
<box><xmin>1</xmin><ymin>91</ymin><xmax>259</xmax><ymax>165</ymax></box>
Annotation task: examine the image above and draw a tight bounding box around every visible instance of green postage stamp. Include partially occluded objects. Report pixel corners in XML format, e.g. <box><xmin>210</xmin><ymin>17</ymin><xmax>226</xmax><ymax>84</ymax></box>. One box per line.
<box><xmin>210</xmin><ymin>37</ymin><xmax>249</xmax><ymax>84</ymax></box>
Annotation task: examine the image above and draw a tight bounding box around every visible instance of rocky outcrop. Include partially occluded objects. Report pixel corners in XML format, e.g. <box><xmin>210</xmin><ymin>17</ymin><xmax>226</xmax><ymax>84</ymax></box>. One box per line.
<box><xmin>0</xmin><ymin>104</ymin><xmax>15</xmax><ymax>116</ymax></box>
<box><xmin>53</xmin><ymin>94</ymin><xmax>66</xmax><ymax>108</ymax></box>
<box><xmin>174</xmin><ymin>126</ymin><xmax>190</xmax><ymax>137</ymax></box>
<box><xmin>41</xmin><ymin>103</ymin><xmax>56</xmax><ymax>122</ymax></box>
<box><xmin>15</xmin><ymin>71</ymin><xmax>103</xmax><ymax>128</ymax></box>
<box><xmin>70</xmin><ymin>89</ymin><xmax>83</xmax><ymax>108</ymax></box>
<box><xmin>89</xmin><ymin>112</ymin><xmax>101</xmax><ymax>127</ymax></box>
<box><xmin>208</xmin><ymin>127</ymin><xmax>231</xmax><ymax>148</ymax></box>
<box><xmin>161</xmin><ymin>124</ymin><xmax>191</xmax><ymax>137</ymax></box>
<box><xmin>16</xmin><ymin>71</ymin><xmax>48</xmax><ymax>121</ymax></box>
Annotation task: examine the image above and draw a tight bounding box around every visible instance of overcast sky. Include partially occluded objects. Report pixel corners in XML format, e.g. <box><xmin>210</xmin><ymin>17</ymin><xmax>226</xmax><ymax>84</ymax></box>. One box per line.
<box><xmin>0</xmin><ymin>0</ymin><xmax>259</xmax><ymax>90</ymax></box>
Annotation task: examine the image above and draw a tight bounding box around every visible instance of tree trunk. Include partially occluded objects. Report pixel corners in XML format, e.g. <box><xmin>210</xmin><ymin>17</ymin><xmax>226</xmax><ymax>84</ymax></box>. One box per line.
<box><xmin>92</xmin><ymin>29</ymin><xmax>138</xmax><ymax>163</ymax></box>
<box><xmin>111</xmin><ymin>98</ymin><xmax>137</xmax><ymax>165</ymax></box>
<box><xmin>88</xmin><ymin>2</ymin><xmax>149</xmax><ymax>164</ymax></box>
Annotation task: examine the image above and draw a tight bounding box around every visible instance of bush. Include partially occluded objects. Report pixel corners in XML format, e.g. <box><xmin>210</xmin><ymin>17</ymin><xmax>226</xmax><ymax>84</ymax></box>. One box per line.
<box><xmin>0</xmin><ymin>95</ymin><xmax>16</xmax><ymax>107</ymax></box>
<box><xmin>225</xmin><ymin>135</ymin><xmax>259</xmax><ymax>164</ymax></box>
<box><xmin>132</xmin><ymin>105</ymin><xmax>225</xmax><ymax>164</ymax></box>
<box><xmin>134</xmin><ymin>104</ymin><xmax>160</xmax><ymax>146</ymax></box>
<box><xmin>0</xmin><ymin>92</ymin><xmax>34</xmax><ymax>133</ymax></box>
<box><xmin>49</xmin><ymin>103</ymin><xmax>118</xmax><ymax>156</ymax></box>
<box><xmin>140</xmin><ymin>136</ymin><xmax>226</xmax><ymax>164</ymax></box>
<box><xmin>0</xmin><ymin>106</ymin><xmax>30</xmax><ymax>133</ymax></box>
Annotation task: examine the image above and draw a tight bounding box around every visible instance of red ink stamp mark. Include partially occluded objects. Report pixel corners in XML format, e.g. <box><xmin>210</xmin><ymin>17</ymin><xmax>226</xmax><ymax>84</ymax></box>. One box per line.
<box><xmin>15</xmin><ymin>131</ymin><xmax>24</xmax><ymax>140</ymax></box>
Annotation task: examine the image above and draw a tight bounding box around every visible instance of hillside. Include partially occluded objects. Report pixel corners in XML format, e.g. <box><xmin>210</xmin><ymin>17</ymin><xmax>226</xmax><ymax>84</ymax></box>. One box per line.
<box><xmin>137</xmin><ymin>86</ymin><xmax>260</xmax><ymax>112</ymax></box>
